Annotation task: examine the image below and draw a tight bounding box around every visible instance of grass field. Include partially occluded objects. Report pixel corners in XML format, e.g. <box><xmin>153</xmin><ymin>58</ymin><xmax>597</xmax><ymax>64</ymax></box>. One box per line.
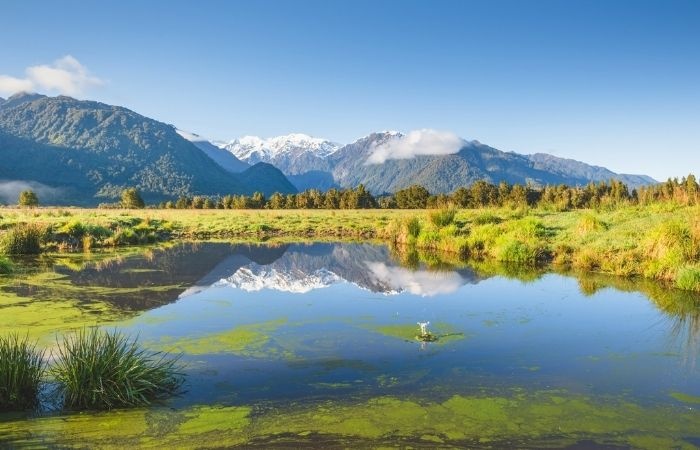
<box><xmin>1</xmin><ymin>204</ymin><xmax>699</xmax><ymax>291</ymax></box>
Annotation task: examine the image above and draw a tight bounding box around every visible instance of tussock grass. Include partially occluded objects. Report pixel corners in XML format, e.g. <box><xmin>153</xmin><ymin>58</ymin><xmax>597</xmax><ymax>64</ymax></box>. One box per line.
<box><xmin>0</xmin><ymin>334</ymin><xmax>45</xmax><ymax>411</ymax></box>
<box><xmin>576</xmin><ymin>213</ymin><xmax>607</xmax><ymax>234</ymax></box>
<box><xmin>51</xmin><ymin>328</ymin><xmax>183</xmax><ymax>410</ymax></box>
<box><xmin>0</xmin><ymin>223</ymin><xmax>46</xmax><ymax>255</ymax></box>
<box><xmin>428</xmin><ymin>208</ymin><xmax>456</xmax><ymax>228</ymax></box>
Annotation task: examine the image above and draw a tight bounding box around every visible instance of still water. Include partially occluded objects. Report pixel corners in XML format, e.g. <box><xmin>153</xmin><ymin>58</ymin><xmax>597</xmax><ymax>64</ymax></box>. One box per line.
<box><xmin>0</xmin><ymin>242</ymin><xmax>699</xmax><ymax>448</ymax></box>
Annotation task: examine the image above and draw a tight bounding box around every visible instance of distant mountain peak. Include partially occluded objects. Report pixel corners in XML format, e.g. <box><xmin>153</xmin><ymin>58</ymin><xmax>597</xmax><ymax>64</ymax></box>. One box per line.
<box><xmin>223</xmin><ymin>133</ymin><xmax>341</xmax><ymax>176</ymax></box>
<box><xmin>0</xmin><ymin>92</ymin><xmax>47</xmax><ymax>110</ymax></box>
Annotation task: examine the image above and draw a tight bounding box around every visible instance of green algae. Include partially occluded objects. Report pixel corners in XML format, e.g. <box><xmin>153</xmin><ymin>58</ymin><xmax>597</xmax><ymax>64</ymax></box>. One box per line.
<box><xmin>0</xmin><ymin>289</ymin><xmax>128</xmax><ymax>345</ymax></box>
<box><xmin>671</xmin><ymin>391</ymin><xmax>700</xmax><ymax>404</ymax></box>
<box><xmin>0</xmin><ymin>391</ymin><xmax>699</xmax><ymax>448</ymax></box>
<box><xmin>249</xmin><ymin>391</ymin><xmax>700</xmax><ymax>447</ymax></box>
<box><xmin>367</xmin><ymin>322</ymin><xmax>466</xmax><ymax>345</ymax></box>
<box><xmin>0</xmin><ymin>405</ymin><xmax>251</xmax><ymax>449</ymax></box>
<box><xmin>151</xmin><ymin>319</ymin><xmax>289</xmax><ymax>357</ymax></box>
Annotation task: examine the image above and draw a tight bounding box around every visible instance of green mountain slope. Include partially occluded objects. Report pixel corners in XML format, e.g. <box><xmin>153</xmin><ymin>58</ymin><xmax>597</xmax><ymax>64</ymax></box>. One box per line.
<box><xmin>325</xmin><ymin>133</ymin><xmax>656</xmax><ymax>193</ymax></box>
<box><xmin>0</xmin><ymin>95</ymin><xmax>294</xmax><ymax>204</ymax></box>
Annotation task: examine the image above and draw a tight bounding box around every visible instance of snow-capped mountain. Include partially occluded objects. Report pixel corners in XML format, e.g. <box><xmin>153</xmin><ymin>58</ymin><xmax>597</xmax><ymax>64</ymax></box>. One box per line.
<box><xmin>217</xmin><ymin>266</ymin><xmax>343</xmax><ymax>293</ymax></box>
<box><xmin>221</xmin><ymin>133</ymin><xmax>341</xmax><ymax>176</ymax></box>
<box><xmin>205</xmin><ymin>243</ymin><xmax>481</xmax><ymax>296</ymax></box>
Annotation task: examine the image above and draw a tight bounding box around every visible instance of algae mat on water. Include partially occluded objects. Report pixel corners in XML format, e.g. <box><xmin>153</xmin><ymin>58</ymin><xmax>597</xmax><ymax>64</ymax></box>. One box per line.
<box><xmin>1</xmin><ymin>390</ymin><xmax>698</xmax><ymax>448</ymax></box>
<box><xmin>148</xmin><ymin>319</ymin><xmax>290</xmax><ymax>358</ymax></box>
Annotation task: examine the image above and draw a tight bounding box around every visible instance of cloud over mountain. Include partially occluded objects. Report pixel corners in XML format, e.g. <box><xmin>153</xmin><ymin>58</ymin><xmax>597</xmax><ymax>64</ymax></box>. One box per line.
<box><xmin>0</xmin><ymin>55</ymin><xmax>104</xmax><ymax>97</ymax></box>
<box><xmin>365</xmin><ymin>129</ymin><xmax>464</xmax><ymax>164</ymax></box>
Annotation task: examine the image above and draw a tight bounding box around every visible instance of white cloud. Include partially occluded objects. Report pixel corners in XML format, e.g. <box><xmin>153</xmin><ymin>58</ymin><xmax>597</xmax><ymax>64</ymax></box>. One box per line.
<box><xmin>365</xmin><ymin>262</ymin><xmax>465</xmax><ymax>297</ymax></box>
<box><xmin>0</xmin><ymin>75</ymin><xmax>34</xmax><ymax>95</ymax></box>
<box><xmin>365</xmin><ymin>129</ymin><xmax>464</xmax><ymax>164</ymax></box>
<box><xmin>0</xmin><ymin>55</ymin><xmax>104</xmax><ymax>97</ymax></box>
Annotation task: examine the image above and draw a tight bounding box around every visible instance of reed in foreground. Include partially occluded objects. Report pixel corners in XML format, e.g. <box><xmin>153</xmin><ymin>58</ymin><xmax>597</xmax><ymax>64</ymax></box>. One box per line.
<box><xmin>51</xmin><ymin>328</ymin><xmax>183</xmax><ymax>410</ymax></box>
<box><xmin>0</xmin><ymin>334</ymin><xmax>45</xmax><ymax>411</ymax></box>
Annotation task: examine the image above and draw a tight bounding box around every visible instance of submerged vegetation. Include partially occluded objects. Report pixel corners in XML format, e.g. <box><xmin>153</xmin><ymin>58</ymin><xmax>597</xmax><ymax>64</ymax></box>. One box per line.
<box><xmin>0</xmin><ymin>390</ymin><xmax>699</xmax><ymax>448</ymax></box>
<box><xmin>0</xmin><ymin>334</ymin><xmax>45</xmax><ymax>411</ymax></box>
<box><xmin>52</xmin><ymin>328</ymin><xmax>183</xmax><ymax>410</ymax></box>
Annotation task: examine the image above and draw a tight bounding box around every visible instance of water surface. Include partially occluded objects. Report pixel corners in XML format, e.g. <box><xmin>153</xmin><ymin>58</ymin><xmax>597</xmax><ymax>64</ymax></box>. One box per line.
<box><xmin>1</xmin><ymin>242</ymin><xmax>699</xmax><ymax>448</ymax></box>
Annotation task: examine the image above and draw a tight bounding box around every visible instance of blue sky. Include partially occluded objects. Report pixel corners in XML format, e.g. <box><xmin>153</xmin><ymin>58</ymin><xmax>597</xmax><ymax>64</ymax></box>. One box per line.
<box><xmin>1</xmin><ymin>0</ymin><xmax>698</xmax><ymax>180</ymax></box>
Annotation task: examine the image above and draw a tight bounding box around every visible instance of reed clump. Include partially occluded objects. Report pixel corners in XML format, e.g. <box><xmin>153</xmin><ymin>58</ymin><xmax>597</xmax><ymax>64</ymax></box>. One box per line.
<box><xmin>0</xmin><ymin>334</ymin><xmax>46</xmax><ymax>411</ymax></box>
<box><xmin>0</xmin><ymin>223</ymin><xmax>46</xmax><ymax>255</ymax></box>
<box><xmin>51</xmin><ymin>328</ymin><xmax>183</xmax><ymax>410</ymax></box>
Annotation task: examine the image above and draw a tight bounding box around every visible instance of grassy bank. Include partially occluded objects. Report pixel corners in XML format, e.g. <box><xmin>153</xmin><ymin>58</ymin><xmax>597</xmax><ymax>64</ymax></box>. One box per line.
<box><xmin>1</xmin><ymin>205</ymin><xmax>699</xmax><ymax>291</ymax></box>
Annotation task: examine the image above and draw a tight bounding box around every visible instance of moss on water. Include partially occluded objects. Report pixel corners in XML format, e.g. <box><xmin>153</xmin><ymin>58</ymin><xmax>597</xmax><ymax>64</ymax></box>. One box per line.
<box><xmin>0</xmin><ymin>290</ymin><xmax>127</xmax><ymax>345</ymax></box>
<box><xmin>671</xmin><ymin>392</ymin><xmax>700</xmax><ymax>404</ymax></box>
<box><xmin>152</xmin><ymin>319</ymin><xmax>289</xmax><ymax>357</ymax></box>
<box><xmin>0</xmin><ymin>391</ymin><xmax>698</xmax><ymax>448</ymax></box>
<box><xmin>368</xmin><ymin>322</ymin><xmax>466</xmax><ymax>345</ymax></box>
<box><xmin>0</xmin><ymin>405</ymin><xmax>251</xmax><ymax>449</ymax></box>
<box><xmin>251</xmin><ymin>391</ymin><xmax>700</xmax><ymax>447</ymax></box>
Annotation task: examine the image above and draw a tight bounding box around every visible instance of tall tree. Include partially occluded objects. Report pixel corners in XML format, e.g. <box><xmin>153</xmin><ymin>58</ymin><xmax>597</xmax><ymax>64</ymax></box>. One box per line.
<box><xmin>18</xmin><ymin>190</ymin><xmax>39</xmax><ymax>208</ymax></box>
<box><xmin>120</xmin><ymin>188</ymin><xmax>145</xmax><ymax>209</ymax></box>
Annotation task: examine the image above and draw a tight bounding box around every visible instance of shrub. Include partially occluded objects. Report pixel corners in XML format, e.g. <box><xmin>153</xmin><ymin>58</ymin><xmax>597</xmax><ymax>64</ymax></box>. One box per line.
<box><xmin>51</xmin><ymin>328</ymin><xmax>183</xmax><ymax>410</ymax></box>
<box><xmin>0</xmin><ymin>223</ymin><xmax>45</xmax><ymax>255</ymax></box>
<box><xmin>428</xmin><ymin>208</ymin><xmax>456</xmax><ymax>228</ymax></box>
<box><xmin>0</xmin><ymin>334</ymin><xmax>46</xmax><ymax>411</ymax></box>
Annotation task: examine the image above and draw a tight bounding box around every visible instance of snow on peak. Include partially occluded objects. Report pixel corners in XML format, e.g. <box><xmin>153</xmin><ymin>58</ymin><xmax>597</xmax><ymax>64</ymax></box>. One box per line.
<box><xmin>223</xmin><ymin>133</ymin><xmax>341</xmax><ymax>163</ymax></box>
<box><xmin>217</xmin><ymin>266</ymin><xmax>342</xmax><ymax>293</ymax></box>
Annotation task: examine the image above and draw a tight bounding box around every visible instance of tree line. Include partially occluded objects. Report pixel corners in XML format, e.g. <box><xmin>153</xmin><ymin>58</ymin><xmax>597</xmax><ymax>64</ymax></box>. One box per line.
<box><xmin>12</xmin><ymin>174</ymin><xmax>699</xmax><ymax>210</ymax></box>
<box><xmin>152</xmin><ymin>174</ymin><xmax>699</xmax><ymax>211</ymax></box>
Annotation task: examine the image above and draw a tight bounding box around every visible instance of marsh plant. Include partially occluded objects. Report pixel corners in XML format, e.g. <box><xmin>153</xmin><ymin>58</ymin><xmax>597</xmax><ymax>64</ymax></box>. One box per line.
<box><xmin>51</xmin><ymin>328</ymin><xmax>183</xmax><ymax>410</ymax></box>
<box><xmin>0</xmin><ymin>223</ymin><xmax>46</xmax><ymax>255</ymax></box>
<box><xmin>0</xmin><ymin>334</ymin><xmax>46</xmax><ymax>411</ymax></box>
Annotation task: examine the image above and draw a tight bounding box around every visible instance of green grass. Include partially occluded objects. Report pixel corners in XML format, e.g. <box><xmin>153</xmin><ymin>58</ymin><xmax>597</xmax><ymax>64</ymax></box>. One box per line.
<box><xmin>0</xmin><ymin>256</ymin><xmax>12</xmax><ymax>274</ymax></box>
<box><xmin>1</xmin><ymin>205</ymin><xmax>699</xmax><ymax>291</ymax></box>
<box><xmin>51</xmin><ymin>328</ymin><xmax>183</xmax><ymax>410</ymax></box>
<box><xmin>428</xmin><ymin>208</ymin><xmax>456</xmax><ymax>227</ymax></box>
<box><xmin>0</xmin><ymin>334</ymin><xmax>46</xmax><ymax>411</ymax></box>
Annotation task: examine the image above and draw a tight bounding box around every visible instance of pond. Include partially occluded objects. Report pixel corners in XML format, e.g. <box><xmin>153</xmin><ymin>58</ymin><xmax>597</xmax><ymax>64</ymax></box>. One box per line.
<box><xmin>1</xmin><ymin>242</ymin><xmax>699</xmax><ymax>448</ymax></box>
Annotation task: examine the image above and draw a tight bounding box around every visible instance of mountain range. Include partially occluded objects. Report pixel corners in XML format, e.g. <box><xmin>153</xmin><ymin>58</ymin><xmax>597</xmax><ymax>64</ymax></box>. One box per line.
<box><xmin>220</xmin><ymin>131</ymin><xmax>656</xmax><ymax>193</ymax></box>
<box><xmin>0</xmin><ymin>92</ymin><xmax>656</xmax><ymax>205</ymax></box>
